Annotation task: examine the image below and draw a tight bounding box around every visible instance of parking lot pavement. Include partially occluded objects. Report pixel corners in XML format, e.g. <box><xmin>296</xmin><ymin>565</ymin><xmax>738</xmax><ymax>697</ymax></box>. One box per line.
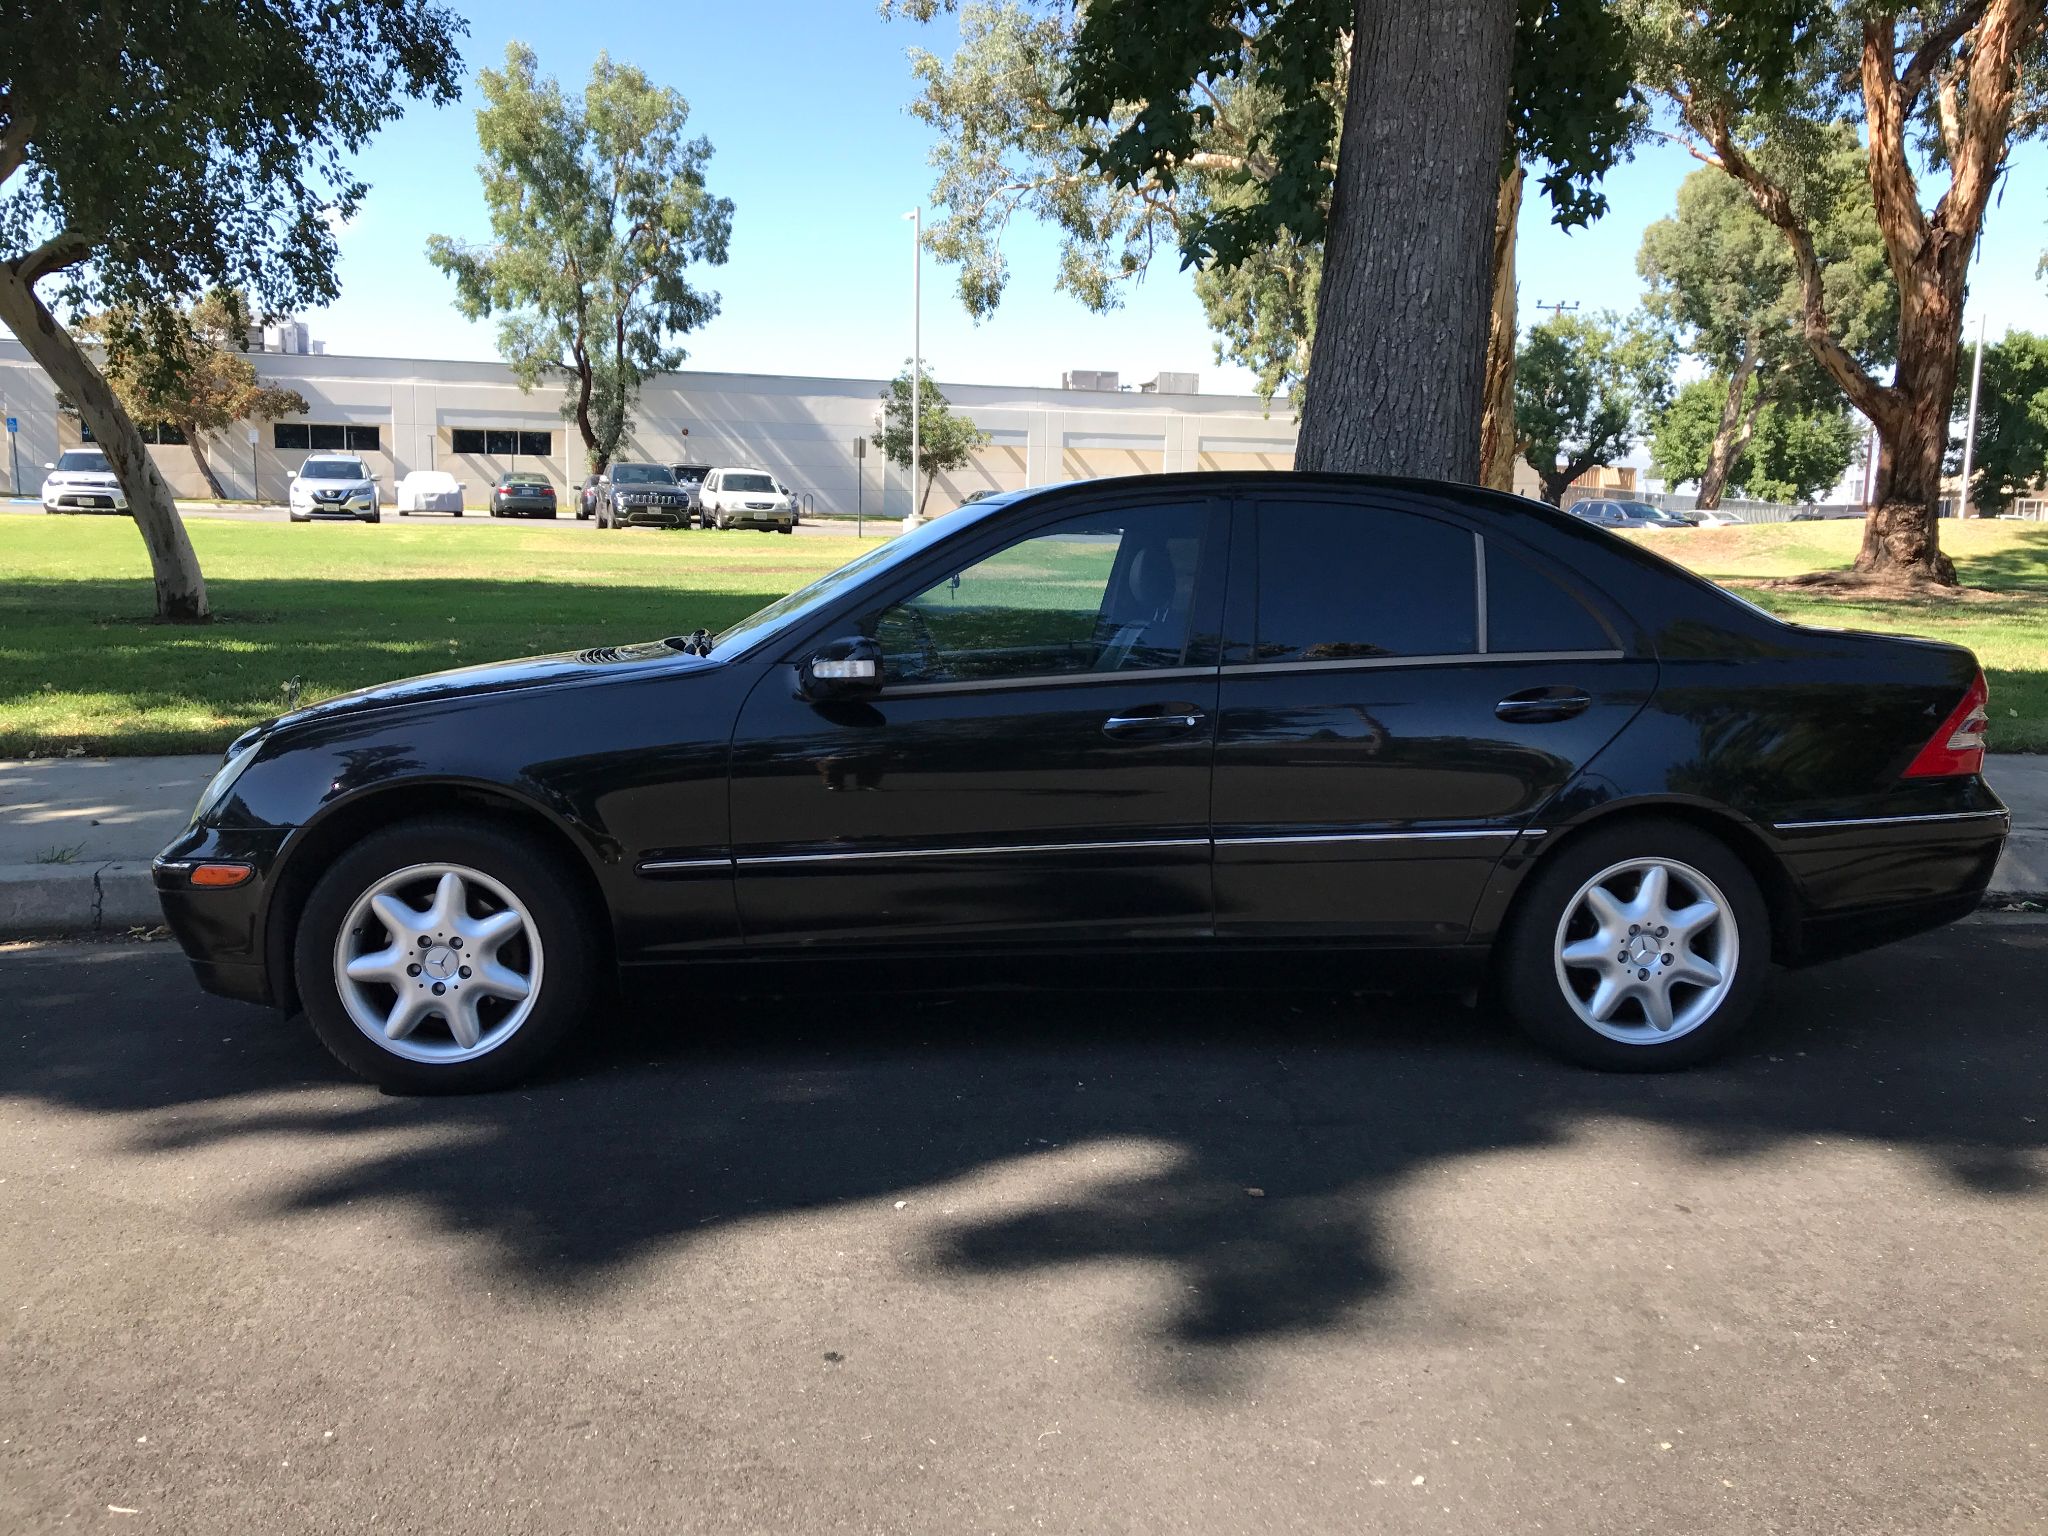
<box><xmin>4</xmin><ymin>920</ymin><xmax>2045</xmax><ymax>1534</ymax></box>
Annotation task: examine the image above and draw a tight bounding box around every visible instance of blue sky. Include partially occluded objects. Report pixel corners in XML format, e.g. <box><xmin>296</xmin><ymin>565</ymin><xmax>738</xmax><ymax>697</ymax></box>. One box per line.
<box><xmin>313</xmin><ymin>0</ymin><xmax>2048</xmax><ymax>397</ymax></box>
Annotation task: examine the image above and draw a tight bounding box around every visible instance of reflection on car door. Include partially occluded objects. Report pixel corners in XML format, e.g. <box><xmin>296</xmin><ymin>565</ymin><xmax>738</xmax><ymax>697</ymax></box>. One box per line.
<box><xmin>727</xmin><ymin>497</ymin><xmax>1226</xmax><ymax>948</ymax></box>
<box><xmin>1211</xmin><ymin>492</ymin><xmax>1657</xmax><ymax>944</ymax></box>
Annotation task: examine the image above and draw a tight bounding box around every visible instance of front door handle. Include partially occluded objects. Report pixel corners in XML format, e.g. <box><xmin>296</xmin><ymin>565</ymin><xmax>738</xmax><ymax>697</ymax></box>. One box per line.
<box><xmin>1103</xmin><ymin>710</ymin><xmax>1206</xmax><ymax>738</ymax></box>
<box><xmin>1495</xmin><ymin>687</ymin><xmax>1593</xmax><ymax>724</ymax></box>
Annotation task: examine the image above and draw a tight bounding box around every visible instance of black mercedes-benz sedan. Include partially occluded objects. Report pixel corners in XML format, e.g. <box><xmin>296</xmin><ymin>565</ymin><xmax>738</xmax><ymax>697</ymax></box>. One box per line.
<box><xmin>154</xmin><ymin>473</ymin><xmax>2009</xmax><ymax>1092</ymax></box>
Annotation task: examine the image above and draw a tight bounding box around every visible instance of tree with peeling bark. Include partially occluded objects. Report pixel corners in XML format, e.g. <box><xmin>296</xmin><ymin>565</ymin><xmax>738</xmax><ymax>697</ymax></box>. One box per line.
<box><xmin>427</xmin><ymin>45</ymin><xmax>733</xmax><ymax>475</ymax></box>
<box><xmin>78</xmin><ymin>293</ymin><xmax>310</xmax><ymax>501</ymax></box>
<box><xmin>1515</xmin><ymin>310</ymin><xmax>1675</xmax><ymax>504</ymax></box>
<box><xmin>1637</xmin><ymin>151</ymin><xmax>1891</xmax><ymax>510</ymax></box>
<box><xmin>888</xmin><ymin>0</ymin><xmax>1639</xmax><ymax>488</ymax></box>
<box><xmin>1633</xmin><ymin>0</ymin><xmax>2048</xmax><ymax>584</ymax></box>
<box><xmin>0</xmin><ymin>2</ymin><xmax>466</xmax><ymax>621</ymax></box>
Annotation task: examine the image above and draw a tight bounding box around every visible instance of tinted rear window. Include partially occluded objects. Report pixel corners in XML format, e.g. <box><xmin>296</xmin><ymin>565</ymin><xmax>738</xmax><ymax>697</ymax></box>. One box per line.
<box><xmin>1254</xmin><ymin>501</ymin><xmax>1477</xmax><ymax>661</ymax></box>
<box><xmin>1484</xmin><ymin>542</ymin><xmax>1616</xmax><ymax>653</ymax></box>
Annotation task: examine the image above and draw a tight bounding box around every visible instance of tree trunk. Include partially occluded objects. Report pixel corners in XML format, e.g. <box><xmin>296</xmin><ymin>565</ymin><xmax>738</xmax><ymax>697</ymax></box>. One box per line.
<box><xmin>0</xmin><ymin>261</ymin><xmax>209</xmax><ymax>621</ymax></box>
<box><xmin>186</xmin><ymin>433</ymin><xmax>227</xmax><ymax>500</ymax></box>
<box><xmin>1295</xmin><ymin>0</ymin><xmax>1517</xmax><ymax>478</ymax></box>
<box><xmin>1696</xmin><ymin>338</ymin><xmax>1761</xmax><ymax>511</ymax></box>
<box><xmin>1478</xmin><ymin>162</ymin><xmax>1523</xmax><ymax>491</ymax></box>
<box><xmin>1538</xmin><ymin>466</ymin><xmax>1573</xmax><ymax>506</ymax></box>
<box><xmin>1858</xmin><ymin>304</ymin><xmax>1961</xmax><ymax>582</ymax></box>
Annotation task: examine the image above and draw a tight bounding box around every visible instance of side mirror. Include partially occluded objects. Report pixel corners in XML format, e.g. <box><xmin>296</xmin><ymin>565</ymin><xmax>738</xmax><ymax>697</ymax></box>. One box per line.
<box><xmin>799</xmin><ymin>636</ymin><xmax>883</xmax><ymax>701</ymax></box>
<box><xmin>42</xmin><ymin>461</ymin><xmax>54</xmax><ymax>470</ymax></box>
<box><xmin>287</xmin><ymin>471</ymin><xmax>298</xmax><ymax>481</ymax></box>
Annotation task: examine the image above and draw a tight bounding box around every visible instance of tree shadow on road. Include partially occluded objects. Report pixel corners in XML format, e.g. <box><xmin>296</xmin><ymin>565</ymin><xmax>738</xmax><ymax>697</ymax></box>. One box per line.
<box><xmin>4</xmin><ymin>923</ymin><xmax>2044</xmax><ymax>1380</ymax></box>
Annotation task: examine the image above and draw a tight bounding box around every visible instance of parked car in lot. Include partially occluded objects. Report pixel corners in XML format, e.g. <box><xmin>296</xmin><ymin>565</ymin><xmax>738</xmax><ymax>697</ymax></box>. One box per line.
<box><xmin>1568</xmin><ymin>499</ymin><xmax>1666</xmax><ymax>530</ymax></box>
<box><xmin>1610</xmin><ymin>499</ymin><xmax>1698</xmax><ymax>529</ymax></box>
<box><xmin>396</xmin><ymin>470</ymin><xmax>465</xmax><ymax>516</ymax></box>
<box><xmin>700</xmin><ymin>466</ymin><xmax>796</xmax><ymax>532</ymax></box>
<box><xmin>577</xmin><ymin>473</ymin><xmax>604</xmax><ymax>520</ymax></box>
<box><xmin>1692</xmin><ymin>508</ymin><xmax>1742</xmax><ymax>528</ymax></box>
<box><xmin>288</xmin><ymin>454</ymin><xmax>380</xmax><ymax>523</ymax></box>
<box><xmin>599</xmin><ymin>462</ymin><xmax>693</xmax><ymax>528</ymax></box>
<box><xmin>153</xmin><ymin>472</ymin><xmax>2008</xmax><ymax>1093</ymax></box>
<box><xmin>40</xmin><ymin>447</ymin><xmax>127</xmax><ymax>513</ymax></box>
<box><xmin>668</xmin><ymin>463</ymin><xmax>712</xmax><ymax>520</ymax></box>
<box><xmin>489</xmin><ymin>471</ymin><xmax>558</xmax><ymax>519</ymax></box>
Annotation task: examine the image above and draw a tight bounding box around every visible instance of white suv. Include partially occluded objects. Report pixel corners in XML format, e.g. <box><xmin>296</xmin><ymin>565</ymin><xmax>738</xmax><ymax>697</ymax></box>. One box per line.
<box><xmin>41</xmin><ymin>448</ymin><xmax>128</xmax><ymax>513</ymax></box>
<box><xmin>289</xmin><ymin>454</ymin><xmax>381</xmax><ymax>523</ymax></box>
<box><xmin>699</xmin><ymin>467</ymin><xmax>795</xmax><ymax>533</ymax></box>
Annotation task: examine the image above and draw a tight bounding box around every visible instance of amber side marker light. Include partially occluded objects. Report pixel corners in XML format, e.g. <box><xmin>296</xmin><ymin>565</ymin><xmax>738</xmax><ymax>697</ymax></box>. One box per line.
<box><xmin>189</xmin><ymin>863</ymin><xmax>254</xmax><ymax>888</ymax></box>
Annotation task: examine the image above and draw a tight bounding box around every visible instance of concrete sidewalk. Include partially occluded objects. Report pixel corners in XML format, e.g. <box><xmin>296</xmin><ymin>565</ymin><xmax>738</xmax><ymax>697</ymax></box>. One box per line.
<box><xmin>2</xmin><ymin>752</ymin><xmax>2044</xmax><ymax>937</ymax></box>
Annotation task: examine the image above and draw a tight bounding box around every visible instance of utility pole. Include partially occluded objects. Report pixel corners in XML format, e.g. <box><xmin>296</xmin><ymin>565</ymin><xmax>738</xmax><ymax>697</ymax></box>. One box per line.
<box><xmin>1532</xmin><ymin>299</ymin><xmax>1581</xmax><ymax>319</ymax></box>
<box><xmin>903</xmin><ymin>207</ymin><xmax>921</xmax><ymax>528</ymax></box>
<box><xmin>1957</xmin><ymin>310</ymin><xmax>1988</xmax><ymax>520</ymax></box>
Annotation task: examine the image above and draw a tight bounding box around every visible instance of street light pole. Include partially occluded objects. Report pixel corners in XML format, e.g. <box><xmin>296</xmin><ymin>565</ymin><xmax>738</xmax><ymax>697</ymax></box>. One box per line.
<box><xmin>1958</xmin><ymin>309</ymin><xmax>1988</xmax><ymax>520</ymax></box>
<box><xmin>903</xmin><ymin>207</ymin><xmax>921</xmax><ymax>527</ymax></box>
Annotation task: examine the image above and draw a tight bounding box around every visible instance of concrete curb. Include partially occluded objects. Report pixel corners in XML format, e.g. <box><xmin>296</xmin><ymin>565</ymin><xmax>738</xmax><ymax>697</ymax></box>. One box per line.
<box><xmin>0</xmin><ymin>861</ymin><xmax>163</xmax><ymax>937</ymax></box>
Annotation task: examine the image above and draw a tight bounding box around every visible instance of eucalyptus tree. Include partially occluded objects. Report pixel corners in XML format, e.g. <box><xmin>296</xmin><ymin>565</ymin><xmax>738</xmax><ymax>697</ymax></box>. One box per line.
<box><xmin>428</xmin><ymin>45</ymin><xmax>734</xmax><ymax>473</ymax></box>
<box><xmin>1634</xmin><ymin>0</ymin><xmax>2048</xmax><ymax>582</ymax></box>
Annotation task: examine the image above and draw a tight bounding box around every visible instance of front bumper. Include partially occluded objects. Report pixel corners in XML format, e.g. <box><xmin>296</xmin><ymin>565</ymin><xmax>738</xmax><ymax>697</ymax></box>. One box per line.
<box><xmin>45</xmin><ymin>490</ymin><xmax>128</xmax><ymax>512</ymax></box>
<box><xmin>616</xmin><ymin>500</ymin><xmax>688</xmax><ymax>527</ymax></box>
<box><xmin>720</xmin><ymin>507</ymin><xmax>794</xmax><ymax>528</ymax></box>
<box><xmin>295</xmin><ymin>496</ymin><xmax>377</xmax><ymax>520</ymax></box>
<box><xmin>154</xmin><ymin>825</ymin><xmax>289</xmax><ymax>1008</ymax></box>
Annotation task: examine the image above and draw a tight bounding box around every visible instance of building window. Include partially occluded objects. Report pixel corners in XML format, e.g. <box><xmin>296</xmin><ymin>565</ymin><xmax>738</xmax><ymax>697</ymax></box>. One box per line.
<box><xmin>272</xmin><ymin>422</ymin><xmax>379</xmax><ymax>451</ymax></box>
<box><xmin>142</xmin><ymin>423</ymin><xmax>188</xmax><ymax>445</ymax></box>
<box><xmin>451</xmin><ymin>428</ymin><xmax>551</xmax><ymax>457</ymax></box>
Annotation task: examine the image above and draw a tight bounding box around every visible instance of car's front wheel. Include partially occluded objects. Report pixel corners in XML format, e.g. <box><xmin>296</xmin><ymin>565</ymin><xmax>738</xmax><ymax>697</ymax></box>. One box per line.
<box><xmin>293</xmin><ymin>817</ymin><xmax>601</xmax><ymax>1093</ymax></box>
<box><xmin>1499</xmin><ymin>819</ymin><xmax>1769</xmax><ymax>1071</ymax></box>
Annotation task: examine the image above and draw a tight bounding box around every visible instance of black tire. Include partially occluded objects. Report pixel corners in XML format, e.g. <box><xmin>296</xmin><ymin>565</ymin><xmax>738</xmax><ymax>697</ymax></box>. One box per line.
<box><xmin>1497</xmin><ymin>817</ymin><xmax>1771</xmax><ymax>1071</ymax></box>
<box><xmin>292</xmin><ymin>816</ymin><xmax>603</xmax><ymax>1093</ymax></box>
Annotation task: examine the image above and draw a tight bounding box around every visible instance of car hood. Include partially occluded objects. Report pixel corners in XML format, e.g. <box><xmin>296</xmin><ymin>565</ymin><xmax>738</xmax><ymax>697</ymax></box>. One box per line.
<box><xmin>297</xmin><ymin>480</ymin><xmax>374</xmax><ymax>493</ymax></box>
<box><xmin>263</xmin><ymin>641</ymin><xmax>716</xmax><ymax>735</ymax></box>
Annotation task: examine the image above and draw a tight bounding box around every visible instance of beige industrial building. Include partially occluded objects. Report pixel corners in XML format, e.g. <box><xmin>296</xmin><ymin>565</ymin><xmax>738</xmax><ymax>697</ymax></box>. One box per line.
<box><xmin>1</xmin><ymin>339</ymin><xmax>1308</xmax><ymax>516</ymax></box>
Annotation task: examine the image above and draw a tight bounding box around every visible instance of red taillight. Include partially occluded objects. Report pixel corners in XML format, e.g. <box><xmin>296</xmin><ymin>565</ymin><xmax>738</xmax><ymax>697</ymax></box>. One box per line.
<box><xmin>1903</xmin><ymin>671</ymin><xmax>1990</xmax><ymax>778</ymax></box>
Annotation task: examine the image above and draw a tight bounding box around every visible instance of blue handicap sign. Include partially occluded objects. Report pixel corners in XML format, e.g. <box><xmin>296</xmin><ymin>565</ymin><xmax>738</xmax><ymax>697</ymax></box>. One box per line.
<box><xmin>3</xmin><ymin>418</ymin><xmax>16</xmax><ymax>433</ymax></box>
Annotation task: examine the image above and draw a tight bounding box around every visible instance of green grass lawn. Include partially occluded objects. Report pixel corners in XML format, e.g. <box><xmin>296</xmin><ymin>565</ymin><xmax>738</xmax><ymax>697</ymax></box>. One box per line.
<box><xmin>0</xmin><ymin>519</ymin><xmax>856</xmax><ymax>755</ymax></box>
<box><xmin>2</xmin><ymin>512</ymin><xmax>2043</xmax><ymax>756</ymax></box>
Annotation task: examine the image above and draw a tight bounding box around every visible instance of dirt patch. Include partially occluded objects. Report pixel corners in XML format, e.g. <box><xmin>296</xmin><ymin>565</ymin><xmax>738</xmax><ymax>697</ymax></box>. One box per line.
<box><xmin>1752</xmin><ymin>570</ymin><xmax>2009</xmax><ymax>603</ymax></box>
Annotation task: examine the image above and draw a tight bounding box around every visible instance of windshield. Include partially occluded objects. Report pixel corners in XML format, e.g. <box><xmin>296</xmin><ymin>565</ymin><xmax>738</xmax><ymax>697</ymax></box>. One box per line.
<box><xmin>409</xmin><ymin>472</ymin><xmax>456</xmax><ymax>489</ymax></box>
<box><xmin>611</xmin><ymin>464</ymin><xmax>675</xmax><ymax>485</ymax></box>
<box><xmin>54</xmin><ymin>450</ymin><xmax>108</xmax><ymax>473</ymax></box>
<box><xmin>673</xmin><ymin>464</ymin><xmax>711</xmax><ymax>482</ymax></box>
<box><xmin>301</xmin><ymin>459</ymin><xmax>369</xmax><ymax>481</ymax></box>
<box><xmin>724</xmin><ymin>472</ymin><xmax>776</xmax><ymax>494</ymax></box>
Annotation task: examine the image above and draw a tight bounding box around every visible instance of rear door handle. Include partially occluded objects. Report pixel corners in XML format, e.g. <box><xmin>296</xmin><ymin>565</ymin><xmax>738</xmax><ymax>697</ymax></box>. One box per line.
<box><xmin>1495</xmin><ymin>687</ymin><xmax>1593</xmax><ymax>724</ymax></box>
<box><xmin>1103</xmin><ymin>710</ymin><xmax>1206</xmax><ymax>738</ymax></box>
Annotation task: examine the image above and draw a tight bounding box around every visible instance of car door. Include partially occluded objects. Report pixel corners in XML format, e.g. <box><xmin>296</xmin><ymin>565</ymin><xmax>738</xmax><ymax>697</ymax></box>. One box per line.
<box><xmin>1211</xmin><ymin>490</ymin><xmax>1657</xmax><ymax>945</ymax></box>
<box><xmin>727</xmin><ymin>494</ymin><xmax>1227</xmax><ymax>949</ymax></box>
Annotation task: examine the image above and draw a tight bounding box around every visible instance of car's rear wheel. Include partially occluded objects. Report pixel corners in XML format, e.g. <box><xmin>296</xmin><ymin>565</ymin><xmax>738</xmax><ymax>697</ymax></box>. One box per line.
<box><xmin>1499</xmin><ymin>819</ymin><xmax>1770</xmax><ymax>1071</ymax></box>
<box><xmin>293</xmin><ymin>817</ymin><xmax>600</xmax><ymax>1093</ymax></box>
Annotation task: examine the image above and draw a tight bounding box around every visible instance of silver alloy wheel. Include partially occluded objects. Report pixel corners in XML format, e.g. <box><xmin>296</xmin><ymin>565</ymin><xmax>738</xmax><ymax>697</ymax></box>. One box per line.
<box><xmin>332</xmin><ymin>862</ymin><xmax>544</xmax><ymax>1064</ymax></box>
<box><xmin>1552</xmin><ymin>856</ymin><xmax>1738</xmax><ymax>1045</ymax></box>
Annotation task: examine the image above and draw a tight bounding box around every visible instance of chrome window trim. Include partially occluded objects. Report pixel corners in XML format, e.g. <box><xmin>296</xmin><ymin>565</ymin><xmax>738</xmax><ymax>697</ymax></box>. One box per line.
<box><xmin>1472</xmin><ymin>529</ymin><xmax>1488</xmax><ymax>655</ymax></box>
<box><xmin>1218</xmin><ymin>650</ymin><xmax>1622</xmax><ymax>678</ymax></box>
<box><xmin>1773</xmin><ymin>810</ymin><xmax>2010</xmax><ymax>832</ymax></box>
<box><xmin>879</xmin><ymin>665</ymin><xmax>1220</xmax><ymax>699</ymax></box>
<box><xmin>737</xmin><ymin>836</ymin><xmax>1210</xmax><ymax>867</ymax></box>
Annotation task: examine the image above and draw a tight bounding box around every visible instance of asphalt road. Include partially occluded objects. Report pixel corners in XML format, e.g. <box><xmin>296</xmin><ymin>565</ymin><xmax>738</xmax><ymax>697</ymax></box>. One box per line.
<box><xmin>4</xmin><ymin>921</ymin><xmax>2045</xmax><ymax>1534</ymax></box>
<box><xmin>2</xmin><ymin>500</ymin><xmax>895</xmax><ymax>537</ymax></box>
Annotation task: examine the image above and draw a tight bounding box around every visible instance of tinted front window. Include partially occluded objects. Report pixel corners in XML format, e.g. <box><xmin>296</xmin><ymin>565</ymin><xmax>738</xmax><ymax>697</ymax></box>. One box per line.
<box><xmin>874</xmin><ymin>504</ymin><xmax>1205</xmax><ymax>684</ymax></box>
<box><xmin>724</xmin><ymin>473</ymin><xmax>776</xmax><ymax>493</ymax></box>
<box><xmin>611</xmin><ymin>464</ymin><xmax>675</xmax><ymax>485</ymax></box>
<box><xmin>55</xmin><ymin>451</ymin><xmax>108</xmax><ymax>473</ymax></box>
<box><xmin>300</xmin><ymin>459</ymin><xmax>368</xmax><ymax>480</ymax></box>
<box><xmin>1254</xmin><ymin>501</ymin><xmax>1476</xmax><ymax>661</ymax></box>
<box><xmin>1484</xmin><ymin>542</ymin><xmax>1617</xmax><ymax>653</ymax></box>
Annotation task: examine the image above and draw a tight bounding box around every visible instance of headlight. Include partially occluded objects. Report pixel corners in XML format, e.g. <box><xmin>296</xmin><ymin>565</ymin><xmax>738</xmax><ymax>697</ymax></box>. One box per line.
<box><xmin>191</xmin><ymin>737</ymin><xmax>262</xmax><ymax>825</ymax></box>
